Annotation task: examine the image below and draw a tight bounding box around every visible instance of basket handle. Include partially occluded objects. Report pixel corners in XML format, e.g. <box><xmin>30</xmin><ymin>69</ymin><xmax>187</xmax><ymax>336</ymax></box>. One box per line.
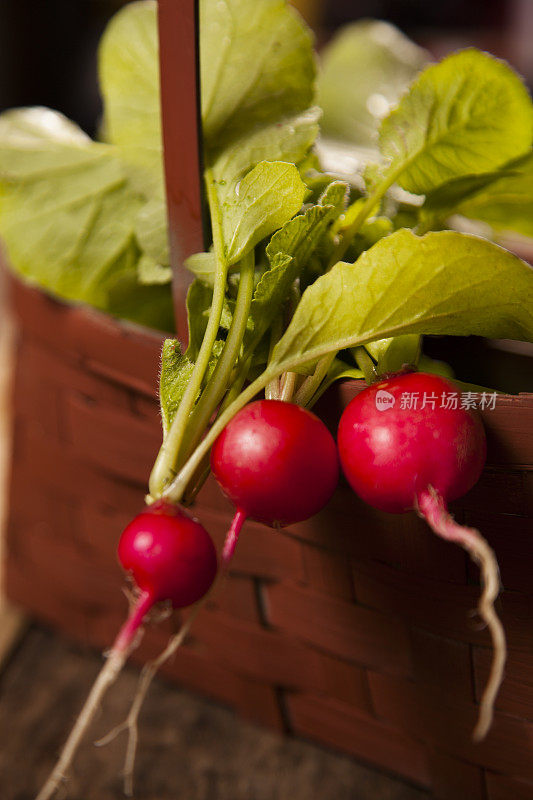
<box><xmin>158</xmin><ymin>0</ymin><xmax>206</xmax><ymax>345</ymax></box>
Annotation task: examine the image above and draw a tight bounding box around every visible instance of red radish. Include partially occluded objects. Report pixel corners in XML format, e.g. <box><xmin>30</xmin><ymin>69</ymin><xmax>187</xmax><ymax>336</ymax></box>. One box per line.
<box><xmin>36</xmin><ymin>500</ymin><xmax>217</xmax><ymax>800</ymax></box>
<box><xmin>211</xmin><ymin>399</ymin><xmax>339</xmax><ymax>563</ymax></box>
<box><xmin>118</xmin><ymin>500</ymin><xmax>217</xmax><ymax>609</ymax></box>
<box><xmin>337</xmin><ymin>371</ymin><xmax>505</xmax><ymax>740</ymax></box>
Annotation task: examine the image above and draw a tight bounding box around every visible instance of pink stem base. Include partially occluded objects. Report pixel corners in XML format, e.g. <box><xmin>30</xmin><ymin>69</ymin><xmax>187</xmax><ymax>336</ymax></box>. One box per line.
<box><xmin>113</xmin><ymin>591</ymin><xmax>154</xmax><ymax>654</ymax></box>
<box><xmin>221</xmin><ymin>508</ymin><xmax>247</xmax><ymax>567</ymax></box>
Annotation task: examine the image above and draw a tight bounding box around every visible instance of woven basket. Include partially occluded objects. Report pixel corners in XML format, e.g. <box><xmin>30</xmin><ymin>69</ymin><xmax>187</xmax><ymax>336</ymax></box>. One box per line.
<box><xmin>4</xmin><ymin>274</ymin><xmax>533</xmax><ymax>800</ymax></box>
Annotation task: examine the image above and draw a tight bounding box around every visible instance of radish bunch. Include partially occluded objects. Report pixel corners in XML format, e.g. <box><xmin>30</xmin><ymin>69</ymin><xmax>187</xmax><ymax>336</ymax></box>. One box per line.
<box><xmin>36</xmin><ymin>400</ymin><xmax>338</xmax><ymax>799</ymax></box>
<box><xmin>337</xmin><ymin>372</ymin><xmax>505</xmax><ymax>740</ymax></box>
<box><xmin>37</xmin><ymin>372</ymin><xmax>505</xmax><ymax>799</ymax></box>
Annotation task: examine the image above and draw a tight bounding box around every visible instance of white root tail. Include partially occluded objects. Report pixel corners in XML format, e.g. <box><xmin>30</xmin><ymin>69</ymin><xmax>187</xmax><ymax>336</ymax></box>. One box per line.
<box><xmin>35</xmin><ymin>649</ymin><xmax>128</xmax><ymax>800</ymax></box>
<box><xmin>96</xmin><ymin>593</ymin><xmax>208</xmax><ymax>795</ymax></box>
<box><xmin>418</xmin><ymin>487</ymin><xmax>506</xmax><ymax>741</ymax></box>
<box><xmin>35</xmin><ymin>592</ymin><xmax>153</xmax><ymax>800</ymax></box>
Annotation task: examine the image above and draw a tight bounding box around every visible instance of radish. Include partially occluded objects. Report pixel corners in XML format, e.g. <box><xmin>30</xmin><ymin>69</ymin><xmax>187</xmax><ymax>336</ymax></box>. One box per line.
<box><xmin>337</xmin><ymin>371</ymin><xmax>505</xmax><ymax>740</ymax></box>
<box><xmin>36</xmin><ymin>500</ymin><xmax>217</xmax><ymax>800</ymax></box>
<box><xmin>211</xmin><ymin>399</ymin><xmax>340</xmax><ymax>563</ymax></box>
<box><xmin>118</xmin><ymin>500</ymin><xmax>217</xmax><ymax>608</ymax></box>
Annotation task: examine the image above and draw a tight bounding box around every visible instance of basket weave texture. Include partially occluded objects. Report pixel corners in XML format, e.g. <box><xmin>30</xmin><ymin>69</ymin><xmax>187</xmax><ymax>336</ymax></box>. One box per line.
<box><xmin>4</xmin><ymin>276</ymin><xmax>533</xmax><ymax>800</ymax></box>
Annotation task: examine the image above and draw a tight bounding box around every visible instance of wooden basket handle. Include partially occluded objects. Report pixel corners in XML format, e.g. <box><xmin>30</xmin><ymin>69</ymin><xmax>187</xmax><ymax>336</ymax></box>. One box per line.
<box><xmin>158</xmin><ymin>0</ymin><xmax>206</xmax><ymax>345</ymax></box>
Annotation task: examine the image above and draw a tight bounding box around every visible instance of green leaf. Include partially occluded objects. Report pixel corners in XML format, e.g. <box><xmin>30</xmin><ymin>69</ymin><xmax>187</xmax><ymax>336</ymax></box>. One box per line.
<box><xmin>211</xmin><ymin>106</ymin><xmax>321</xmax><ymax>183</ymax></box>
<box><xmin>336</xmin><ymin>203</ymin><xmax>394</xmax><ymax>261</ymax></box>
<box><xmin>185</xmin><ymin>280</ymin><xmax>214</xmax><ymax>360</ymax></box>
<box><xmin>266</xmin><ymin>200</ymin><xmax>339</xmax><ymax>270</ymax></box>
<box><xmin>275</xmin><ymin>180</ymin><xmax>348</xmax><ymax>262</ymax></box>
<box><xmin>422</xmin><ymin>171</ymin><xmax>518</xmax><ymax>217</ymax></box>
<box><xmin>456</xmin><ymin>152</ymin><xmax>533</xmax><ymax>238</ymax></box>
<box><xmin>380</xmin><ymin>50</ymin><xmax>533</xmax><ymax>195</ymax></box>
<box><xmin>222</xmin><ymin>161</ymin><xmax>306</xmax><ymax>264</ymax></box>
<box><xmin>97</xmin><ymin>0</ymin><xmax>319</xmax><ymax>295</ymax></box>
<box><xmin>311</xmin><ymin>358</ymin><xmax>364</xmax><ymax>402</ymax></box>
<box><xmin>318</xmin><ymin>180</ymin><xmax>350</xmax><ymax>213</ymax></box>
<box><xmin>248</xmin><ymin>252</ymin><xmax>294</xmax><ymax>337</ymax></box>
<box><xmin>135</xmin><ymin>196</ymin><xmax>169</xmax><ymax>265</ymax></box>
<box><xmin>318</xmin><ymin>20</ymin><xmax>429</xmax><ymax>147</ymax></box>
<box><xmin>159</xmin><ymin>339</ymin><xmax>195</xmax><ymax>438</ymax></box>
<box><xmin>418</xmin><ymin>353</ymin><xmax>455</xmax><ymax>380</ymax></box>
<box><xmin>0</xmin><ymin>107</ymin><xmax>95</xmax><ymax>177</ymax></box>
<box><xmin>209</xmin><ymin>109</ymin><xmax>320</xmax><ymax>266</ymax></box>
<box><xmin>271</xmin><ymin>229</ymin><xmax>533</xmax><ymax>373</ymax></box>
<box><xmin>200</xmin><ymin>0</ymin><xmax>315</xmax><ymax>145</ymax></box>
<box><xmin>98</xmin><ymin>0</ymin><xmax>317</xmax><ymax>190</ymax></box>
<box><xmin>102</xmin><ymin>246</ymin><xmax>174</xmax><ymax>331</ymax></box>
<box><xmin>185</xmin><ymin>252</ymin><xmax>217</xmax><ymax>285</ymax></box>
<box><xmin>0</xmin><ymin>107</ymin><xmax>173</xmax><ymax>330</ymax></box>
<box><xmin>98</xmin><ymin>0</ymin><xmax>163</xmax><ymax>197</ymax></box>
<box><xmin>366</xmin><ymin>334</ymin><xmax>421</xmax><ymax>374</ymax></box>
<box><xmin>249</xmin><ymin>186</ymin><xmax>347</xmax><ymax>343</ymax></box>
<box><xmin>138</xmin><ymin>255</ymin><xmax>172</xmax><ymax>285</ymax></box>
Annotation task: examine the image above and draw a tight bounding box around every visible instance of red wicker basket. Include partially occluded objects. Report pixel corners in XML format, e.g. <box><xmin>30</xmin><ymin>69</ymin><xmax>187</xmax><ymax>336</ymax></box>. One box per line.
<box><xmin>4</xmin><ymin>274</ymin><xmax>533</xmax><ymax>800</ymax></box>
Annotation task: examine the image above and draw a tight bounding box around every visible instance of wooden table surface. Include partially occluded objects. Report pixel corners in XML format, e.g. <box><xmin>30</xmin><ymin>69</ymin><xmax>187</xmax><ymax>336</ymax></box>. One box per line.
<box><xmin>0</xmin><ymin>626</ymin><xmax>428</xmax><ymax>800</ymax></box>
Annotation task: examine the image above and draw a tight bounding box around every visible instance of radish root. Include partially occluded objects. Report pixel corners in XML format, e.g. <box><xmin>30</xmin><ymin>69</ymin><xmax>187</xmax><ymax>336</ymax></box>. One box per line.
<box><xmin>35</xmin><ymin>593</ymin><xmax>153</xmax><ymax>800</ymax></box>
<box><xmin>36</xmin><ymin>649</ymin><xmax>128</xmax><ymax>800</ymax></box>
<box><xmin>96</xmin><ymin>606</ymin><xmax>202</xmax><ymax>796</ymax></box>
<box><xmin>418</xmin><ymin>487</ymin><xmax>506</xmax><ymax>741</ymax></box>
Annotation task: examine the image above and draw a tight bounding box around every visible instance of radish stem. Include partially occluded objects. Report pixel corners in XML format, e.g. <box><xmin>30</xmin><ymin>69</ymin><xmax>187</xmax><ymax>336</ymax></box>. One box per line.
<box><xmin>294</xmin><ymin>353</ymin><xmax>335</xmax><ymax>406</ymax></box>
<box><xmin>179</xmin><ymin>250</ymin><xmax>255</xmax><ymax>463</ymax></box>
<box><xmin>280</xmin><ymin>371</ymin><xmax>298</xmax><ymax>402</ymax></box>
<box><xmin>35</xmin><ymin>591</ymin><xmax>154</xmax><ymax>800</ymax></box>
<box><xmin>329</xmin><ymin>166</ymin><xmax>401</xmax><ymax>265</ymax></box>
<box><xmin>221</xmin><ymin>508</ymin><xmax>247</xmax><ymax>565</ymax></box>
<box><xmin>149</xmin><ymin>167</ymin><xmax>230</xmax><ymax>498</ymax></box>
<box><xmin>417</xmin><ymin>488</ymin><xmax>506</xmax><ymax>741</ymax></box>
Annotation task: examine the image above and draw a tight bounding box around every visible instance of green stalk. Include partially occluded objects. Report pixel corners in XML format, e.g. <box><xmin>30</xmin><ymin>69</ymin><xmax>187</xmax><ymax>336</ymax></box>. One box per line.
<box><xmin>149</xmin><ymin>168</ymin><xmax>229</xmax><ymax>498</ymax></box>
<box><xmin>162</xmin><ymin>366</ymin><xmax>279</xmax><ymax>504</ymax></box>
<box><xmin>178</xmin><ymin>249</ymin><xmax>255</xmax><ymax>461</ymax></box>
<box><xmin>353</xmin><ymin>346</ymin><xmax>377</xmax><ymax>384</ymax></box>
<box><xmin>181</xmin><ymin>345</ymin><xmax>257</xmax><ymax>506</ymax></box>
<box><xmin>275</xmin><ymin>280</ymin><xmax>301</xmax><ymax>403</ymax></box>
<box><xmin>329</xmin><ymin>166</ymin><xmax>402</xmax><ymax>266</ymax></box>
<box><xmin>293</xmin><ymin>353</ymin><xmax>335</xmax><ymax>407</ymax></box>
<box><xmin>265</xmin><ymin>314</ymin><xmax>283</xmax><ymax>400</ymax></box>
<box><xmin>279</xmin><ymin>371</ymin><xmax>298</xmax><ymax>402</ymax></box>
<box><xmin>223</xmin><ymin>353</ymin><xmax>252</xmax><ymax>407</ymax></box>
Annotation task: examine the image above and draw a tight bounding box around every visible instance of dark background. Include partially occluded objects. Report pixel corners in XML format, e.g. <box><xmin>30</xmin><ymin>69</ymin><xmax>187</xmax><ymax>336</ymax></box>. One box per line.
<box><xmin>0</xmin><ymin>0</ymin><xmax>531</xmax><ymax>138</ymax></box>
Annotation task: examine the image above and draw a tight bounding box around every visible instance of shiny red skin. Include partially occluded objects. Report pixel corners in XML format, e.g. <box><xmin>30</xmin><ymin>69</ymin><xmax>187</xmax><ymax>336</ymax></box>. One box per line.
<box><xmin>118</xmin><ymin>500</ymin><xmax>217</xmax><ymax>608</ymax></box>
<box><xmin>211</xmin><ymin>400</ymin><xmax>339</xmax><ymax>526</ymax></box>
<box><xmin>337</xmin><ymin>373</ymin><xmax>487</xmax><ymax>514</ymax></box>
